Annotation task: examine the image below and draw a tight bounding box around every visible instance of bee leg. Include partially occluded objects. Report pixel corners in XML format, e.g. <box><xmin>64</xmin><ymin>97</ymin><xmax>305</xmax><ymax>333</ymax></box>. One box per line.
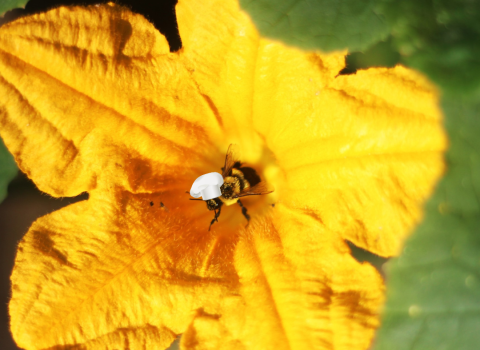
<box><xmin>208</xmin><ymin>206</ymin><xmax>222</xmax><ymax>231</ymax></box>
<box><xmin>208</xmin><ymin>213</ymin><xmax>216</xmax><ymax>231</ymax></box>
<box><xmin>237</xmin><ymin>199</ymin><xmax>251</xmax><ymax>228</ymax></box>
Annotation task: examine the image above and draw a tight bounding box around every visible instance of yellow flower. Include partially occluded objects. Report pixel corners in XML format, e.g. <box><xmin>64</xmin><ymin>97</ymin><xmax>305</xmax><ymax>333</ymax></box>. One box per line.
<box><xmin>0</xmin><ymin>0</ymin><xmax>446</xmax><ymax>349</ymax></box>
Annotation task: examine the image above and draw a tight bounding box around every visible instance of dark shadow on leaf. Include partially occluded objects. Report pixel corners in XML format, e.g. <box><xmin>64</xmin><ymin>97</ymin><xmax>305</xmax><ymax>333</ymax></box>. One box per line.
<box><xmin>339</xmin><ymin>36</ymin><xmax>401</xmax><ymax>75</ymax></box>
<box><xmin>346</xmin><ymin>240</ymin><xmax>388</xmax><ymax>279</ymax></box>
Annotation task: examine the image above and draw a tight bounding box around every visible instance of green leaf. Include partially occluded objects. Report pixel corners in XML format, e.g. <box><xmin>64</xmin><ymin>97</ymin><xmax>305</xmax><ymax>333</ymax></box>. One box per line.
<box><xmin>375</xmin><ymin>0</ymin><xmax>480</xmax><ymax>96</ymax></box>
<box><xmin>241</xmin><ymin>0</ymin><xmax>480</xmax><ymax>96</ymax></box>
<box><xmin>373</xmin><ymin>94</ymin><xmax>480</xmax><ymax>350</ymax></box>
<box><xmin>0</xmin><ymin>137</ymin><xmax>17</xmax><ymax>203</ymax></box>
<box><xmin>0</xmin><ymin>0</ymin><xmax>28</xmax><ymax>17</ymax></box>
<box><xmin>239</xmin><ymin>0</ymin><xmax>389</xmax><ymax>52</ymax></box>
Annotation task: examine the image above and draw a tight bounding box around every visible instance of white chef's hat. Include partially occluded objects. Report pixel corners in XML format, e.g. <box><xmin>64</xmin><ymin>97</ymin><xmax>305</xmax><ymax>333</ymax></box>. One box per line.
<box><xmin>190</xmin><ymin>172</ymin><xmax>224</xmax><ymax>200</ymax></box>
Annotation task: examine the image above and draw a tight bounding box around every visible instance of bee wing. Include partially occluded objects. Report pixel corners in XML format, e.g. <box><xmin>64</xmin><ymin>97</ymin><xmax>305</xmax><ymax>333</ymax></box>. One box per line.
<box><xmin>221</xmin><ymin>144</ymin><xmax>240</xmax><ymax>178</ymax></box>
<box><xmin>236</xmin><ymin>182</ymin><xmax>274</xmax><ymax>198</ymax></box>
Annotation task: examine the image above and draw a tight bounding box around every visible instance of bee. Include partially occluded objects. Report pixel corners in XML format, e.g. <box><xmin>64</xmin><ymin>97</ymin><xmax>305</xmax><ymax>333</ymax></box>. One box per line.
<box><xmin>189</xmin><ymin>144</ymin><xmax>273</xmax><ymax>230</ymax></box>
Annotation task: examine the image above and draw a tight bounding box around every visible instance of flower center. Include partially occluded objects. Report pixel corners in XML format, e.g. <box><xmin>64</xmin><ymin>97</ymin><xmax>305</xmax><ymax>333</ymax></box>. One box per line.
<box><xmin>189</xmin><ymin>143</ymin><xmax>281</xmax><ymax>232</ymax></box>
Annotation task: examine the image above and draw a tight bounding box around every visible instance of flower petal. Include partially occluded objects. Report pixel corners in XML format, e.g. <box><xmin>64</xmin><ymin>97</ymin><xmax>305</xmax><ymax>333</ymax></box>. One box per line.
<box><xmin>176</xmin><ymin>0</ymin><xmax>264</xmax><ymax>155</ymax></box>
<box><xmin>0</xmin><ymin>4</ymin><xmax>221</xmax><ymax>197</ymax></box>
<box><xmin>9</xmin><ymin>189</ymin><xmax>238</xmax><ymax>349</ymax></box>
<box><xmin>263</xmin><ymin>65</ymin><xmax>446</xmax><ymax>257</ymax></box>
<box><xmin>175</xmin><ymin>0</ymin><xmax>347</xmax><ymax>160</ymax></box>
<box><xmin>181</xmin><ymin>204</ymin><xmax>384</xmax><ymax>350</ymax></box>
